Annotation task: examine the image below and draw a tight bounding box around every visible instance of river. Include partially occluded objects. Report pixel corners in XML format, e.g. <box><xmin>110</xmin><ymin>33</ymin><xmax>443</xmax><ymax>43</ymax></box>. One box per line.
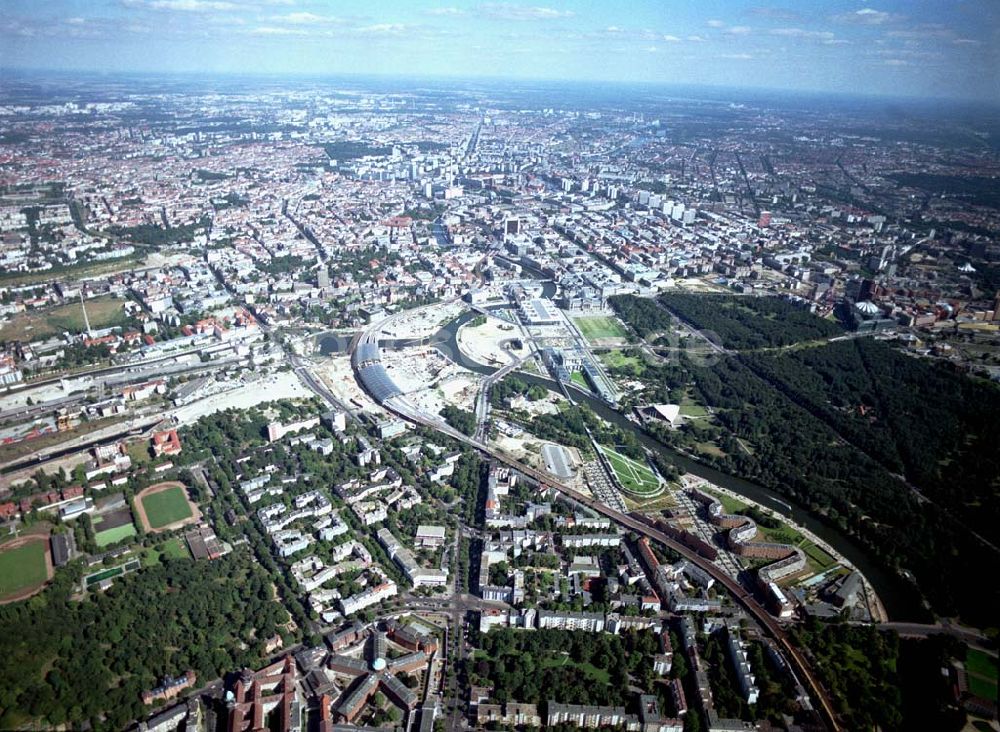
<box><xmin>316</xmin><ymin>284</ymin><xmax>920</xmax><ymax>619</ymax></box>
<box><xmin>431</xmin><ymin>311</ymin><xmax>921</xmax><ymax>621</ymax></box>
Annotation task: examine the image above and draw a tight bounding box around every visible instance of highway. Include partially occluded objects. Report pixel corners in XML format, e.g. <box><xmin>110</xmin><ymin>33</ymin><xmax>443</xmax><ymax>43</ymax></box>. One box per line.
<box><xmin>345</xmin><ymin>314</ymin><xmax>844</xmax><ymax>732</ymax></box>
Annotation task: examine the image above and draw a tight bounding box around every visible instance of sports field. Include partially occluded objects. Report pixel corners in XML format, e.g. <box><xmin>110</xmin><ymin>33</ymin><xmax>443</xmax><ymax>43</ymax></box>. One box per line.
<box><xmin>967</xmin><ymin>649</ymin><xmax>999</xmax><ymax>682</ymax></box>
<box><xmin>140</xmin><ymin>485</ymin><xmax>194</xmax><ymax>530</ymax></box>
<box><xmin>598</xmin><ymin>444</ymin><xmax>662</xmax><ymax>496</ymax></box>
<box><xmin>574</xmin><ymin>315</ymin><xmax>627</xmax><ymax>341</ymax></box>
<box><xmin>0</xmin><ymin>295</ymin><xmax>126</xmax><ymax>341</ymax></box>
<box><xmin>0</xmin><ymin>539</ymin><xmax>49</xmax><ymax>602</ymax></box>
<box><xmin>95</xmin><ymin>523</ymin><xmax>137</xmax><ymax>547</ymax></box>
<box><xmin>966</xmin><ymin>649</ymin><xmax>999</xmax><ymax>701</ymax></box>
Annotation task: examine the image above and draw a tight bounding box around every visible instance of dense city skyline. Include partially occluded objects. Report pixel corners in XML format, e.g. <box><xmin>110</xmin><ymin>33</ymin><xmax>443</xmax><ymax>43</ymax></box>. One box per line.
<box><xmin>2</xmin><ymin>0</ymin><xmax>999</xmax><ymax>101</ymax></box>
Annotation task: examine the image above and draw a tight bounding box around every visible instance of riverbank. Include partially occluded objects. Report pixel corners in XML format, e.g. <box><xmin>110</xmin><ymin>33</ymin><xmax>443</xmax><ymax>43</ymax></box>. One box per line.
<box><xmin>681</xmin><ymin>474</ymin><xmax>888</xmax><ymax>623</ymax></box>
<box><xmin>432</xmin><ymin>294</ymin><xmax>919</xmax><ymax>621</ymax></box>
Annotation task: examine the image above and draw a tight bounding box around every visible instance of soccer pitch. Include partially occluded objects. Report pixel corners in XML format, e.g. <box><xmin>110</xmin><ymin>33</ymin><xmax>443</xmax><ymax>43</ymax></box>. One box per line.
<box><xmin>0</xmin><ymin>540</ymin><xmax>48</xmax><ymax>601</ymax></box>
<box><xmin>95</xmin><ymin>523</ymin><xmax>137</xmax><ymax>547</ymax></box>
<box><xmin>598</xmin><ymin>444</ymin><xmax>663</xmax><ymax>496</ymax></box>
<box><xmin>141</xmin><ymin>485</ymin><xmax>194</xmax><ymax>529</ymax></box>
<box><xmin>574</xmin><ymin>316</ymin><xmax>627</xmax><ymax>341</ymax></box>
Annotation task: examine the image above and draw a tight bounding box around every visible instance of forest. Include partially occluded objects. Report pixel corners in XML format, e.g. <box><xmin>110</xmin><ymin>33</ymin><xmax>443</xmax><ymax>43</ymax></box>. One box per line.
<box><xmin>440</xmin><ymin>405</ymin><xmax>477</xmax><ymax>436</ymax></box>
<box><xmin>606</xmin><ymin>296</ymin><xmax>1000</xmax><ymax>625</ymax></box>
<box><xmin>658</xmin><ymin>293</ymin><xmax>843</xmax><ymax>349</ymax></box>
<box><xmin>688</xmin><ymin>351</ymin><xmax>999</xmax><ymax>625</ymax></box>
<box><xmin>0</xmin><ymin>555</ymin><xmax>288</xmax><ymax>731</ymax></box>
<box><xmin>609</xmin><ymin>293</ymin><xmax>842</xmax><ymax>349</ymax></box>
<box><xmin>742</xmin><ymin>338</ymin><xmax>1000</xmax><ymax>539</ymax></box>
<box><xmin>608</xmin><ymin>294</ymin><xmax>673</xmax><ymax>338</ymax></box>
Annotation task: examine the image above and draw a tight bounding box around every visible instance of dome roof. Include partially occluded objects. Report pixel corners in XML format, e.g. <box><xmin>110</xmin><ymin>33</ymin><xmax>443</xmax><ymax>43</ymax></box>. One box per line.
<box><xmin>856</xmin><ymin>300</ymin><xmax>880</xmax><ymax>315</ymax></box>
<box><xmin>371</xmin><ymin>657</ymin><xmax>387</xmax><ymax>672</ymax></box>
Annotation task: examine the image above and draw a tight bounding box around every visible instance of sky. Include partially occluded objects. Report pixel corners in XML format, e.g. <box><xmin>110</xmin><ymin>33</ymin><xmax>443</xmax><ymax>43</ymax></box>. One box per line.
<box><xmin>1</xmin><ymin>0</ymin><xmax>998</xmax><ymax>101</ymax></box>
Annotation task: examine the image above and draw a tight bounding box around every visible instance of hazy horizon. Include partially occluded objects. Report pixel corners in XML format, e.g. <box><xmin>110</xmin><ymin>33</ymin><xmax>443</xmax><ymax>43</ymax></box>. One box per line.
<box><xmin>2</xmin><ymin>0</ymin><xmax>998</xmax><ymax>103</ymax></box>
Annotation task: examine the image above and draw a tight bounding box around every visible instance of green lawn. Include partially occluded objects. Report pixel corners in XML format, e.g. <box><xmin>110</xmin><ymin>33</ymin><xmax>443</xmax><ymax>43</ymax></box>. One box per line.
<box><xmin>141</xmin><ymin>537</ymin><xmax>190</xmax><ymax>566</ymax></box>
<box><xmin>694</xmin><ymin>441</ymin><xmax>727</xmax><ymax>458</ymax></box>
<box><xmin>539</xmin><ymin>654</ymin><xmax>611</xmax><ymax>685</ymax></box>
<box><xmin>678</xmin><ymin>404</ymin><xmax>710</xmax><ymax>417</ymax></box>
<box><xmin>966</xmin><ymin>649</ymin><xmax>999</xmax><ymax>701</ymax></box>
<box><xmin>701</xmin><ymin>490</ymin><xmax>836</xmax><ymax>573</ymax></box>
<box><xmin>705</xmin><ymin>489</ymin><xmax>748</xmax><ymax>515</ymax></box>
<box><xmin>598</xmin><ymin>444</ymin><xmax>662</xmax><ymax>496</ymax></box>
<box><xmin>569</xmin><ymin>371</ymin><xmax>589</xmax><ymax>389</ymax></box>
<box><xmin>967</xmin><ymin>649</ymin><xmax>999</xmax><ymax>682</ymax></box>
<box><xmin>799</xmin><ymin>540</ymin><xmax>838</xmax><ymax>573</ymax></box>
<box><xmin>600</xmin><ymin>350</ymin><xmax>645</xmax><ymax>374</ymax></box>
<box><xmin>141</xmin><ymin>486</ymin><xmax>193</xmax><ymax>529</ymax></box>
<box><xmin>0</xmin><ymin>541</ymin><xmax>48</xmax><ymax>600</ymax></box>
<box><xmin>968</xmin><ymin>673</ymin><xmax>998</xmax><ymax>702</ymax></box>
<box><xmin>0</xmin><ymin>295</ymin><xmax>127</xmax><ymax>341</ymax></box>
<box><xmin>574</xmin><ymin>316</ymin><xmax>627</xmax><ymax>341</ymax></box>
<box><xmin>95</xmin><ymin>523</ymin><xmax>137</xmax><ymax>548</ymax></box>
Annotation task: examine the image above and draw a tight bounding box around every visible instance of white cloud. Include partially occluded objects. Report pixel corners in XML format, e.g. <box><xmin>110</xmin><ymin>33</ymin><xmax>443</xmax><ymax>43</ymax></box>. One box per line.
<box><xmin>480</xmin><ymin>4</ymin><xmax>575</xmax><ymax>21</ymax></box>
<box><xmin>426</xmin><ymin>7</ymin><xmax>466</xmax><ymax>16</ymax></box>
<box><xmin>686</xmin><ymin>34</ymin><xmax>706</xmax><ymax>42</ymax></box>
<box><xmin>595</xmin><ymin>27</ymin><xmax>685</xmax><ymax>44</ymax></box>
<box><xmin>725</xmin><ymin>26</ymin><xmax>752</xmax><ymax>35</ymax></box>
<box><xmin>720</xmin><ymin>52</ymin><xmax>754</xmax><ymax>59</ymax></box>
<box><xmin>147</xmin><ymin>0</ymin><xmax>238</xmax><ymax>11</ymax></box>
<box><xmin>706</xmin><ymin>19</ymin><xmax>725</xmax><ymax>28</ymax></box>
<box><xmin>769</xmin><ymin>28</ymin><xmax>835</xmax><ymax>40</ymax></box>
<box><xmin>269</xmin><ymin>12</ymin><xmax>341</xmax><ymax>25</ymax></box>
<box><xmin>355</xmin><ymin>23</ymin><xmax>409</xmax><ymax>35</ymax></box>
<box><xmin>248</xmin><ymin>26</ymin><xmax>307</xmax><ymax>35</ymax></box>
<box><xmin>834</xmin><ymin>8</ymin><xmax>895</xmax><ymax>25</ymax></box>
